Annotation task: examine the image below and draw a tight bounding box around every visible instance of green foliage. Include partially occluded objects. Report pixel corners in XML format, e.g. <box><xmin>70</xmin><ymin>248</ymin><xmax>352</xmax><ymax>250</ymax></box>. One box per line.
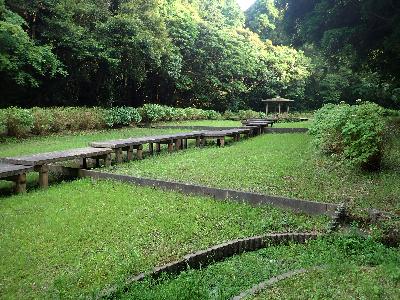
<box><xmin>140</xmin><ymin>104</ymin><xmax>167</xmax><ymax>123</ymax></box>
<box><xmin>0</xmin><ymin>109</ymin><xmax>6</xmax><ymax>134</ymax></box>
<box><xmin>2</xmin><ymin>107</ymin><xmax>34</xmax><ymax>137</ymax></box>
<box><xmin>0</xmin><ymin>0</ymin><xmax>64</xmax><ymax>87</ymax></box>
<box><xmin>31</xmin><ymin>107</ymin><xmax>55</xmax><ymax>135</ymax></box>
<box><xmin>237</xmin><ymin>109</ymin><xmax>262</xmax><ymax>120</ymax></box>
<box><xmin>104</xmin><ymin>107</ymin><xmax>141</xmax><ymax>128</ymax></box>
<box><xmin>1</xmin><ymin>0</ymin><xmax>312</xmax><ymax>111</ymax></box>
<box><xmin>310</xmin><ymin>102</ymin><xmax>386</xmax><ymax>170</ymax></box>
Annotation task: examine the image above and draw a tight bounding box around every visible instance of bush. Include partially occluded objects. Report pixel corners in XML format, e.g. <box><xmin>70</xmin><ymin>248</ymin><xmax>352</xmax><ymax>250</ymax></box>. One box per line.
<box><xmin>237</xmin><ymin>109</ymin><xmax>262</xmax><ymax>120</ymax></box>
<box><xmin>223</xmin><ymin>110</ymin><xmax>238</xmax><ymax>120</ymax></box>
<box><xmin>31</xmin><ymin>107</ymin><xmax>54</xmax><ymax>135</ymax></box>
<box><xmin>49</xmin><ymin>107</ymin><xmax>106</xmax><ymax>132</ymax></box>
<box><xmin>104</xmin><ymin>107</ymin><xmax>141</xmax><ymax>128</ymax></box>
<box><xmin>204</xmin><ymin>109</ymin><xmax>221</xmax><ymax>120</ymax></box>
<box><xmin>3</xmin><ymin>107</ymin><xmax>34</xmax><ymax>137</ymax></box>
<box><xmin>309</xmin><ymin>102</ymin><xmax>386</xmax><ymax>170</ymax></box>
<box><xmin>140</xmin><ymin>104</ymin><xmax>167</xmax><ymax>123</ymax></box>
<box><xmin>0</xmin><ymin>110</ymin><xmax>6</xmax><ymax>135</ymax></box>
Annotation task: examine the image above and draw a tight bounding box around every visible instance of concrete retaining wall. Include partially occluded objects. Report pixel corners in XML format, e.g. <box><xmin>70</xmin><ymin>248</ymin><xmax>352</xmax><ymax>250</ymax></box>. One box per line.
<box><xmin>79</xmin><ymin>170</ymin><xmax>338</xmax><ymax>216</ymax></box>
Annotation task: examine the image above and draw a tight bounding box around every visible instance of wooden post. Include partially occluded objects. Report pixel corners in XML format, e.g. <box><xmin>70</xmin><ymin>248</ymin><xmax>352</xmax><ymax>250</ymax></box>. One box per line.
<box><xmin>201</xmin><ymin>137</ymin><xmax>206</xmax><ymax>147</ymax></box>
<box><xmin>136</xmin><ymin>145</ymin><xmax>143</xmax><ymax>160</ymax></box>
<box><xmin>115</xmin><ymin>148</ymin><xmax>123</xmax><ymax>163</ymax></box>
<box><xmin>155</xmin><ymin>143</ymin><xmax>161</xmax><ymax>153</ymax></box>
<box><xmin>82</xmin><ymin>158</ymin><xmax>88</xmax><ymax>169</ymax></box>
<box><xmin>175</xmin><ymin>139</ymin><xmax>182</xmax><ymax>151</ymax></box>
<box><xmin>287</xmin><ymin>105</ymin><xmax>290</xmax><ymax>114</ymax></box>
<box><xmin>104</xmin><ymin>153</ymin><xmax>112</xmax><ymax>167</ymax></box>
<box><xmin>95</xmin><ymin>158</ymin><xmax>100</xmax><ymax>168</ymax></box>
<box><xmin>148</xmin><ymin>143</ymin><xmax>154</xmax><ymax>155</ymax></box>
<box><xmin>168</xmin><ymin>142</ymin><xmax>174</xmax><ymax>153</ymax></box>
<box><xmin>278</xmin><ymin>103</ymin><xmax>281</xmax><ymax>114</ymax></box>
<box><xmin>266</xmin><ymin>103</ymin><xmax>269</xmax><ymax>115</ymax></box>
<box><xmin>127</xmin><ymin>146</ymin><xmax>134</xmax><ymax>161</ymax></box>
<box><xmin>35</xmin><ymin>165</ymin><xmax>49</xmax><ymax>188</ymax></box>
<box><xmin>217</xmin><ymin>137</ymin><xmax>225</xmax><ymax>147</ymax></box>
<box><xmin>183</xmin><ymin>138</ymin><xmax>188</xmax><ymax>149</ymax></box>
<box><xmin>13</xmin><ymin>173</ymin><xmax>27</xmax><ymax>193</ymax></box>
<box><xmin>195</xmin><ymin>136</ymin><xmax>201</xmax><ymax>147</ymax></box>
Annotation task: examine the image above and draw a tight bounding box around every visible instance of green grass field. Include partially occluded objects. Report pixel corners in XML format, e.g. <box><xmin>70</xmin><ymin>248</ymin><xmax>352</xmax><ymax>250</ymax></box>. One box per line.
<box><xmin>0</xmin><ymin>179</ymin><xmax>327</xmax><ymax>299</ymax></box>
<box><xmin>0</xmin><ymin>127</ymin><xmax>185</xmax><ymax>157</ymax></box>
<box><xmin>108</xmin><ymin>133</ymin><xmax>400</xmax><ymax>212</ymax></box>
<box><xmin>119</xmin><ymin>234</ymin><xmax>400</xmax><ymax>299</ymax></box>
<box><xmin>0</xmin><ymin>120</ymin><xmax>398</xmax><ymax>299</ymax></box>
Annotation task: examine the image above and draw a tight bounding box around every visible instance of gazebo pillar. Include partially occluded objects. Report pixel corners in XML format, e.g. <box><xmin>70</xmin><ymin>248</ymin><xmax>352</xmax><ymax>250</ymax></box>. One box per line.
<box><xmin>287</xmin><ymin>105</ymin><xmax>290</xmax><ymax>114</ymax></box>
<box><xmin>266</xmin><ymin>103</ymin><xmax>269</xmax><ymax>115</ymax></box>
<box><xmin>278</xmin><ymin>103</ymin><xmax>281</xmax><ymax>114</ymax></box>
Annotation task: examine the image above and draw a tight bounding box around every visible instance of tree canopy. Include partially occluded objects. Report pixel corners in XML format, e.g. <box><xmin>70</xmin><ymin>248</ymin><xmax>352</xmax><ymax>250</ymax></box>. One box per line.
<box><xmin>246</xmin><ymin>0</ymin><xmax>400</xmax><ymax>109</ymax></box>
<box><xmin>1</xmin><ymin>0</ymin><xmax>398</xmax><ymax>110</ymax></box>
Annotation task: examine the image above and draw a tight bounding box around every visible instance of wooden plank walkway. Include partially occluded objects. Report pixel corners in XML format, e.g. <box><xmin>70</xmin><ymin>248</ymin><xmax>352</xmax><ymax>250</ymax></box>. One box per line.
<box><xmin>0</xmin><ymin>163</ymin><xmax>34</xmax><ymax>193</ymax></box>
<box><xmin>1</xmin><ymin>123</ymin><xmax>273</xmax><ymax>193</ymax></box>
<box><xmin>90</xmin><ymin>132</ymin><xmax>206</xmax><ymax>161</ymax></box>
<box><xmin>2</xmin><ymin>147</ymin><xmax>113</xmax><ymax>188</ymax></box>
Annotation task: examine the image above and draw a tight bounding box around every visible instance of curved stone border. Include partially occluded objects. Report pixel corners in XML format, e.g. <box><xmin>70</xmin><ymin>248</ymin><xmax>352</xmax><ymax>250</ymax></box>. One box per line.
<box><xmin>96</xmin><ymin>232</ymin><xmax>320</xmax><ymax>299</ymax></box>
<box><xmin>79</xmin><ymin>170</ymin><xmax>338</xmax><ymax>216</ymax></box>
<box><xmin>231</xmin><ymin>266</ymin><xmax>323</xmax><ymax>300</ymax></box>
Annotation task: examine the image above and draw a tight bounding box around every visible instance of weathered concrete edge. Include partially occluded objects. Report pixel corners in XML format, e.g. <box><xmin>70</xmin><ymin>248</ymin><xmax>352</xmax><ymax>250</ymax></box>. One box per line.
<box><xmin>79</xmin><ymin>170</ymin><xmax>338</xmax><ymax>216</ymax></box>
<box><xmin>96</xmin><ymin>232</ymin><xmax>320</xmax><ymax>299</ymax></box>
<box><xmin>231</xmin><ymin>266</ymin><xmax>323</xmax><ymax>300</ymax></box>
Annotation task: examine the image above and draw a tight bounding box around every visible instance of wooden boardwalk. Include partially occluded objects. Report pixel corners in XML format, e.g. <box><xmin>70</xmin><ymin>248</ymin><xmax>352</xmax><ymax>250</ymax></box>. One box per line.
<box><xmin>2</xmin><ymin>147</ymin><xmax>112</xmax><ymax>188</ymax></box>
<box><xmin>0</xmin><ymin>163</ymin><xmax>34</xmax><ymax>193</ymax></box>
<box><xmin>0</xmin><ymin>120</ymin><xmax>271</xmax><ymax>193</ymax></box>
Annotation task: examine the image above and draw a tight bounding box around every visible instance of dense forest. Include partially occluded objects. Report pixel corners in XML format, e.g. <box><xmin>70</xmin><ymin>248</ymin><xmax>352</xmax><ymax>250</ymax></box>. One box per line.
<box><xmin>1</xmin><ymin>0</ymin><xmax>399</xmax><ymax>111</ymax></box>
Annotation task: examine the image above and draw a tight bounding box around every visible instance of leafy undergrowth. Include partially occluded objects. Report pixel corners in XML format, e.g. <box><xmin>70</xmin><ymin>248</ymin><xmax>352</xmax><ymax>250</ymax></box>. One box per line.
<box><xmin>108</xmin><ymin>133</ymin><xmax>400</xmax><ymax>213</ymax></box>
<box><xmin>0</xmin><ymin>127</ymin><xmax>184</xmax><ymax>157</ymax></box>
<box><xmin>118</xmin><ymin>233</ymin><xmax>400</xmax><ymax>299</ymax></box>
<box><xmin>0</xmin><ymin>179</ymin><xmax>326</xmax><ymax>299</ymax></box>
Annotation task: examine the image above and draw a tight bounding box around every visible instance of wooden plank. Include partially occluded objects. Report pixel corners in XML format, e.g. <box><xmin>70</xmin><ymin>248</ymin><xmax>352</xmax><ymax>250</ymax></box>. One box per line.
<box><xmin>91</xmin><ymin>132</ymin><xmax>206</xmax><ymax>150</ymax></box>
<box><xmin>2</xmin><ymin>147</ymin><xmax>113</xmax><ymax>166</ymax></box>
<box><xmin>0</xmin><ymin>163</ymin><xmax>33</xmax><ymax>178</ymax></box>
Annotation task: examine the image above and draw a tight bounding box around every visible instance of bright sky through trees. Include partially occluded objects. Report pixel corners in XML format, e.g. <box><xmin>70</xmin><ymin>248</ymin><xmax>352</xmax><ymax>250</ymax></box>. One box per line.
<box><xmin>237</xmin><ymin>0</ymin><xmax>256</xmax><ymax>11</ymax></box>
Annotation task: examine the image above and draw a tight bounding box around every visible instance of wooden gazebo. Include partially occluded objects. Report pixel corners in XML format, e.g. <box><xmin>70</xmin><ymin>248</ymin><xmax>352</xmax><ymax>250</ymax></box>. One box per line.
<box><xmin>262</xmin><ymin>97</ymin><xmax>294</xmax><ymax>115</ymax></box>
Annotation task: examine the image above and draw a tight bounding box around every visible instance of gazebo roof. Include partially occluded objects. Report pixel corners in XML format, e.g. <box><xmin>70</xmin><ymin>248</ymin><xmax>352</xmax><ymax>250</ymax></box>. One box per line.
<box><xmin>262</xmin><ymin>97</ymin><xmax>294</xmax><ymax>103</ymax></box>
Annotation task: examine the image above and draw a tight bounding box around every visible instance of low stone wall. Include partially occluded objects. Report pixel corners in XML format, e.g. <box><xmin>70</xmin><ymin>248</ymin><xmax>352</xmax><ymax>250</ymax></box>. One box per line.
<box><xmin>79</xmin><ymin>170</ymin><xmax>338</xmax><ymax>216</ymax></box>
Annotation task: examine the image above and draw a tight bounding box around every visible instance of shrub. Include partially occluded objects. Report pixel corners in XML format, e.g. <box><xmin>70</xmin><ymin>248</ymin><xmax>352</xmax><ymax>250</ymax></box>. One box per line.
<box><xmin>0</xmin><ymin>110</ymin><xmax>6</xmax><ymax>135</ymax></box>
<box><xmin>237</xmin><ymin>109</ymin><xmax>261</xmax><ymax>120</ymax></box>
<box><xmin>223</xmin><ymin>110</ymin><xmax>238</xmax><ymax>120</ymax></box>
<box><xmin>31</xmin><ymin>107</ymin><xmax>54</xmax><ymax>135</ymax></box>
<box><xmin>309</xmin><ymin>102</ymin><xmax>386</xmax><ymax>170</ymax></box>
<box><xmin>140</xmin><ymin>104</ymin><xmax>167</xmax><ymax>123</ymax></box>
<box><xmin>104</xmin><ymin>107</ymin><xmax>141</xmax><ymax>128</ymax></box>
<box><xmin>204</xmin><ymin>109</ymin><xmax>221</xmax><ymax>120</ymax></box>
<box><xmin>3</xmin><ymin>107</ymin><xmax>34</xmax><ymax>137</ymax></box>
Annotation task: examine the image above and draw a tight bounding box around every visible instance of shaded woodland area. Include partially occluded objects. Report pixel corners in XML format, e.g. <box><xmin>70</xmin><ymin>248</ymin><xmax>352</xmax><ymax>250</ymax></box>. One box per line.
<box><xmin>1</xmin><ymin>0</ymin><xmax>399</xmax><ymax>111</ymax></box>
